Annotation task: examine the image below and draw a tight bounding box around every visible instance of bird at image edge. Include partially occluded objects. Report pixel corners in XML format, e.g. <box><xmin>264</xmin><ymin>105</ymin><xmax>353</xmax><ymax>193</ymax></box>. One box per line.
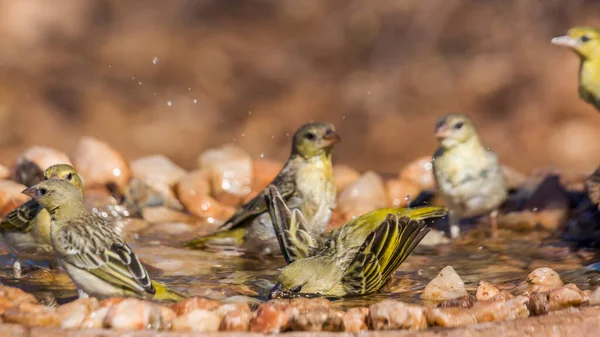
<box><xmin>265</xmin><ymin>185</ymin><xmax>446</xmax><ymax>298</ymax></box>
<box><xmin>185</xmin><ymin>122</ymin><xmax>340</xmax><ymax>255</ymax></box>
<box><xmin>432</xmin><ymin>113</ymin><xmax>507</xmax><ymax>239</ymax></box>
<box><xmin>23</xmin><ymin>179</ymin><xmax>185</xmax><ymax>302</ymax></box>
<box><xmin>552</xmin><ymin>26</ymin><xmax>600</xmax><ymax>112</ymax></box>
<box><xmin>0</xmin><ymin>164</ymin><xmax>83</xmax><ymax>278</ymax></box>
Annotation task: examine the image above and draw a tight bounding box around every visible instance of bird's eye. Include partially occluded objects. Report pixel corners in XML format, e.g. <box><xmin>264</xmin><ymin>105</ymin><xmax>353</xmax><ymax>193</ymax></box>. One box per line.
<box><xmin>305</xmin><ymin>132</ymin><xmax>316</xmax><ymax>140</ymax></box>
<box><xmin>38</xmin><ymin>188</ymin><xmax>48</xmax><ymax>197</ymax></box>
<box><xmin>581</xmin><ymin>35</ymin><xmax>591</xmax><ymax>43</ymax></box>
<box><xmin>454</xmin><ymin>122</ymin><xmax>463</xmax><ymax>129</ymax></box>
<box><xmin>66</xmin><ymin>173</ymin><xmax>73</xmax><ymax>181</ymax></box>
<box><xmin>292</xmin><ymin>285</ymin><xmax>302</xmax><ymax>292</ymax></box>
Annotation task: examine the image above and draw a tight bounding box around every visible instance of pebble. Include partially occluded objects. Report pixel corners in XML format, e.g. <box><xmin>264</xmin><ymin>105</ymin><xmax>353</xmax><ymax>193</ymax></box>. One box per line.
<box><xmin>476</xmin><ymin>281</ymin><xmax>501</xmax><ymax>301</ymax></box>
<box><xmin>13</xmin><ymin>146</ymin><xmax>72</xmax><ymax>186</ymax></box>
<box><xmin>368</xmin><ymin>300</ymin><xmax>428</xmax><ymax>330</ymax></box>
<box><xmin>386</xmin><ymin>178</ymin><xmax>421</xmax><ymax>207</ymax></box>
<box><xmin>526</xmin><ymin>267</ymin><xmax>563</xmax><ymax>293</ymax></box>
<box><xmin>250</xmin><ymin>159</ymin><xmax>284</xmax><ymax>193</ymax></box>
<box><xmin>338</xmin><ymin>171</ymin><xmax>386</xmax><ymax>218</ymax></box>
<box><xmin>130</xmin><ymin>155</ymin><xmax>187</xmax><ymax>187</ymax></box>
<box><xmin>0</xmin><ymin>164</ymin><xmax>10</xmax><ymax>180</ymax></box>
<box><xmin>171</xmin><ymin>309</ymin><xmax>221</xmax><ymax>332</ymax></box>
<box><xmin>421</xmin><ymin>266</ymin><xmax>468</xmax><ymax>301</ymax></box>
<box><xmin>170</xmin><ymin>297</ymin><xmax>221</xmax><ymax>316</ymax></box>
<box><xmin>56</xmin><ymin>298</ymin><xmax>99</xmax><ymax>329</ymax></box>
<box><xmin>250</xmin><ymin>303</ymin><xmax>290</xmax><ymax>333</ymax></box>
<box><xmin>427</xmin><ymin>295</ymin><xmax>529</xmax><ymax>327</ymax></box>
<box><xmin>333</xmin><ymin>164</ymin><xmax>360</xmax><ymax>194</ymax></box>
<box><xmin>342</xmin><ymin>307</ymin><xmax>369</xmax><ymax>332</ymax></box>
<box><xmin>72</xmin><ymin>137</ymin><xmax>130</xmax><ymax>191</ymax></box>
<box><xmin>218</xmin><ymin>304</ymin><xmax>252</xmax><ymax>331</ymax></box>
<box><xmin>176</xmin><ymin>169</ymin><xmax>234</xmax><ymax>220</ymax></box>
<box><xmin>399</xmin><ymin>156</ymin><xmax>435</xmax><ymax>189</ymax></box>
<box><xmin>199</xmin><ymin>143</ymin><xmax>253</xmax><ymax>201</ymax></box>
<box><xmin>1</xmin><ymin>302</ymin><xmax>59</xmax><ymax>327</ymax></box>
<box><xmin>103</xmin><ymin>298</ymin><xmax>174</xmax><ymax>330</ymax></box>
<box><xmin>289</xmin><ymin>308</ymin><xmax>344</xmax><ymax>332</ymax></box>
<box><xmin>528</xmin><ymin>284</ymin><xmax>589</xmax><ymax>315</ymax></box>
<box><xmin>124</xmin><ymin>179</ymin><xmax>183</xmax><ymax>216</ymax></box>
<box><xmin>0</xmin><ymin>180</ymin><xmax>30</xmax><ymax>217</ymax></box>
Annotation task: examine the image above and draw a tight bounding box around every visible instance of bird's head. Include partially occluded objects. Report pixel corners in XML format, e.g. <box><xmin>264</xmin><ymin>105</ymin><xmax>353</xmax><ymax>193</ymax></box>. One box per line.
<box><xmin>292</xmin><ymin>122</ymin><xmax>340</xmax><ymax>159</ymax></box>
<box><xmin>434</xmin><ymin>113</ymin><xmax>477</xmax><ymax>149</ymax></box>
<box><xmin>552</xmin><ymin>26</ymin><xmax>600</xmax><ymax>59</ymax></box>
<box><xmin>269</xmin><ymin>259</ymin><xmax>335</xmax><ymax>299</ymax></box>
<box><xmin>44</xmin><ymin>164</ymin><xmax>84</xmax><ymax>192</ymax></box>
<box><xmin>22</xmin><ymin>179</ymin><xmax>83</xmax><ymax>213</ymax></box>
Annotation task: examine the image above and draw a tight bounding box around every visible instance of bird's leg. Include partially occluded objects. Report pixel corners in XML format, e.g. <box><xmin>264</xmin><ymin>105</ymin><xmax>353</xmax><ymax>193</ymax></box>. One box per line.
<box><xmin>489</xmin><ymin>209</ymin><xmax>499</xmax><ymax>239</ymax></box>
<box><xmin>12</xmin><ymin>259</ymin><xmax>22</xmax><ymax>279</ymax></box>
<box><xmin>78</xmin><ymin>289</ymin><xmax>89</xmax><ymax>299</ymax></box>
<box><xmin>449</xmin><ymin>210</ymin><xmax>460</xmax><ymax>239</ymax></box>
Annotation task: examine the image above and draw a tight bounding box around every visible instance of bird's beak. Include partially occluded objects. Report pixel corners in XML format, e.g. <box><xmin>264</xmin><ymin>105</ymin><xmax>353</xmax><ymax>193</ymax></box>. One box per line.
<box><xmin>551</xmin><ymin>35</ymin><xmax>578</xmax><ymax>48</ymax></box>
<box><xmin>48</xmin><ymin>173</ymin><xmax>59</xmax><ymax>179</ymax></box>
<box><xmin>434</xmin><ymin>125</ymin><xmax>450</xmax><ymax>140</ymax></box>
<box><xmin>268</xmin><ymin>283</ymin><xmax>283</xmax><ymax>299</ymax></box>
<box><xmin>322</xmin><ymin>130</ymin><xmax>341</xmax><ymax>145</ymax></box>
<box><xmin>22</xmin><ymin>186</ymin><xmax>37</xmax><ymax>198</ymax></box>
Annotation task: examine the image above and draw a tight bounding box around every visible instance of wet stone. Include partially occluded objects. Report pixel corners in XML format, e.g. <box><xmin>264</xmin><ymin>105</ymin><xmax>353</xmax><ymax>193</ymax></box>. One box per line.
<box><xmin>0</xmin><ymin>180</ymin><xmax>30</xmax><ymax>217</ymax></box>
<box><xmin>130</xmin><ymin>155</ymin><xmax>187</xmax><ymax>187</ymax></box>
<box><xmin>72</xmin><ymin>136</ymin><xmax>130</xmax><ymax>191</ymax></box>
<box><xmin>289</xmin><ymin>308</ymin><xmax>344</xmax><ymax>332</ymax></box>
<box><xmin>399</xmin><ymin>156</ymin><xmax>436</xmax><ymax>189</ymax></box>
<box><xmin>170</xmin><ymin>297</ymin><xmax>221</xmax><ymax>316</ymax></box>
<box><xmin>14</xmin><ymin>146</ymin><xmax>72</xmax><ymax>186</ymax></box>
<box><xmin>386</xmin><ymin>178</ymin><xmax>421</xmax><ymax>207</ymax></box>
<box><xmin>124</xmin><ymin>179</ymin><xmax>183</xmax><ymax>217</ymax></box>
<box><xmin>333</xmin><ymin>164</ymin><xmax>360</xmax><ymax>194</ymax></box>
<box><xmin>1</xmin><ymin>302</ymin><xmax>59</xmax><ymax>327</ymax></box>
<box><xmin>199</xmin><ymin>143</ymin><xmax>253</xmax><ymax>202</ymax></box>
<box><xmin>250</xmin><ymin>302</ymin><xmax>291</xmax><ymax>333</ymax></box>
<box><xmin>103</xmin><ymin>298</ymin><xmax>173</xmax><ymax>330</ymax></box>
<box><xmin>171</xmin><ymin>309</ymin><xmax>221</xmax><ymax>332</ymax></box>
<box><xmin>56</xmin><ymin>297</ymin><xmax>99</xmax><ymax>329</ymax></box>
<box><xmin>342</xmin><ymin>307</ymin><xmax>369</xmax><ymax>333</ymax></box>
<box><xmin>421</xmin><ymin>266</ymin><xmax>468</xmax><ymax>301</ymax></box>
<box><xmin>218</xmin><ymin>303</ymin><xmax>252</xmax><ymax>331</ymax></box>
<box><xmin>476</xmin><ymin>281</ymin><xmax>501</xmax><ymax>301</ymax></box>
<box><xmin>338</xmin><ymin>170</ymin><xmax>386</xmax><ymax>218</ymax></box>
<box><xmin>528</xmin><ymin>284</ymin><xmax>589</xmax><ymax>315</ymax></box>
<box><xmin>526</xmin><ymin>267</ymin><xmax>563</xmax><ymax>293</ymax></box>
<box><xmin>368</xmin><ymin>300</ymin><xmax>428</xmax><ymax>330</ymax></box>
<box><xmin>437</xmin><ymin>295</ymin><xmax>475</xmax><ymax>309</ymax></box>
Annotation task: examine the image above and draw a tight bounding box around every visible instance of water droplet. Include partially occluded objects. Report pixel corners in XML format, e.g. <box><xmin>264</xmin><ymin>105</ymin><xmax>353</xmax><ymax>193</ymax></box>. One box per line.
<box><xmin>367</xmin><ymin>91</ymin><xmax>371</xmax><ymax>95</ymax></box>
<box><xmin>112</xmin><ymin>168</ymin><xmax>121</xmax><ymax>177</ymax></box>
<box><xmin>425</xmin><ymin>162</ymin><xmax>433</xmax><ymax>170</ymax></box>
<box><xmin>342</xmin><ymin>116</ymin><xmax>346</xmax><ymax>119</ymax></box>
<box><xmin>241</xmin><ymin>133</ymin><xmax>246</xmax><ymax>137</ymax></box>
<box><xmin>153</xmin><ymin>92</ymin><xmax>156</xmax><ymax>96</ymax></box>
<box><xmin>188</xmin><ymin>88</ymin><xmax>192</xmax><ymax>91</ymax></box>
<box><xmin>532</xmin><ymin>207</ymin><xmax>538</xmax><ymax>212</ymax></box>
<box><xmin>138</xmin><ymin>81</ymin><xmax>142</xmax><ymax>86</ymax></box>
<box><xmin>260</xmin><ymin>153</ymin><xmax>265</xmax><ymax>158</ymax></box>
<box><xmin>271</xmin><ymin>135</ymin><xmax>275</xmax><ymax>139</ymax></box>
<box><xmin>152</xmin><ymin>57</ymin><xmax>159</xmax><ymax>64</ymax></box>
<box><xmin>108</xmin><ymin>65</ymin><xmax>112</xmax><ymax>68</ymax></box>
<box><xmin>131</xmin><ymin>76</ymin><xmax>135</xmax><ymax>80</ymax></box>
<box><xmin>285</xmin><ymin>133</ymin><xmax>290</xmax><ymax>136</ymax></box>
<box><xmin>193</xmin><ymin>99</ymin><xmax>197</xmax><ymax>104</ymax></box>
<box><xmin>167</xmin><ymin>101</ymin><xmax>172</xmax><ymax>107</ymax></box>
<box><xmin>248</xmin><ymin>111</ymin><xmax>252</xmax><ymax>115</ymax></box>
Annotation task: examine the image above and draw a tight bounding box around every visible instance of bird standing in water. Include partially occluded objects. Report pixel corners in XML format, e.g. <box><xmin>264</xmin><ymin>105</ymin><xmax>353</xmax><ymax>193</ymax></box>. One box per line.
<box><xmin>552</xmin><ymin>26</ymin><xmax>600</xmax><ymax>112</ymax></box>
<box><xmin>186</xmin><ymin>122</ymin><xmax>340</xmax><ymax>255</ymax></box>
<box><xmin>0</xmin><ymin>164</ymin><xmax>83</xmax><ymax>278</ymax></box>
<box><xmin>432</xmin><ymin>114</ymin><xmax>507</xmax><ymax>239</ymax></box>
<box><xmin>23</xmin><ymin>179</ymin><xmax>184</xmax><ymax>301</ymax></box>
<box><xmin>265</xmin><ymin>186</ymin><xmax>446</xmax><ymax>298</ymax></box>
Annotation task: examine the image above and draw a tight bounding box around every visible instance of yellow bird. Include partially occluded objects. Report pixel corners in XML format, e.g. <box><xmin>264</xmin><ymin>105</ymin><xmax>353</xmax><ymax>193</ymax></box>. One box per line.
<box><xmin>0</xmin><ymin>164</ymin><xmax>82</xmax><ymax>278</ymax></box>
<box><xmin>186</xmin><ymin>122</ymin><xmax>340</xmax><ymax>255</ymax></box>
<box><xmin>552</xmin><ymin>26</ymin><xmax>600</xmax><ymax>111</ymax></box>
<box><xmin>265</xmin><ymin>186</ymin><xmax>446</xmax><ymax>298</ymax></box>
<box><xmin>432</xmin><ymin>114</ymin><xmax>507</xmax><ymax>239</ymax></box>
<box><xmin>23</xmin><ymin>179</ymin><xmax>184</xmax><ymax>302</ymax></box>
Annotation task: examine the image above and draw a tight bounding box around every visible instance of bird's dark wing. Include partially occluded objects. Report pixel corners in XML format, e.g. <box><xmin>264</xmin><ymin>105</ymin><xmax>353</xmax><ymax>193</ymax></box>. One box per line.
<box><xmin>219</xmin><ymin>163</ymin><xmax>296</xmax><ymax>231</ymax></box>
<box><xmin>265</xmin><ymin>185</ymin><xmax>318</xmax><ymax>263</ymax></box>
<box><xmin>341</xmin><ymin>215</ymin><xmax>429</xmax><ymax>295</ymax></box>
<box><xmin>0</xmin><ymin>199</ymin><xmax>44</xmax><ymax>232</ymax></box>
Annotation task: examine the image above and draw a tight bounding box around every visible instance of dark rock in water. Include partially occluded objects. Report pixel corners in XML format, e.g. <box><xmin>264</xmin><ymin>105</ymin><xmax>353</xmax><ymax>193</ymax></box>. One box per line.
<box><xmin>437</xmin><ymin>295</ymin><xmax>475</xmax><ymax>309</ymax></box>
<box><xmin>13</xmin><ymin>160</ymin><xmax>44</xmax><ymax>187</ymax></box>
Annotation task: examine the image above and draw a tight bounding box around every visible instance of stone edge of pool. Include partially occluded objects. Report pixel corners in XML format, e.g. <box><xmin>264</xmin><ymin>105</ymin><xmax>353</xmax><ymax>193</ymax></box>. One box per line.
<box><xmin>0</xmin><ymin>305</ymin><xmax>598</xmax><ymax>337</ymax></box>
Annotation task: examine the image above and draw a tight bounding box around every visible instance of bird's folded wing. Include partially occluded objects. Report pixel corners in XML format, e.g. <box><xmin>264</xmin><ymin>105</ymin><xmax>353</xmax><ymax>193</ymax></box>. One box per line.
<box><xmin>219</xmin><ymin>167</ymin><xmax>296</xmax><ymax>231</ymax></box>
<box><xmin>265</xmin><ymin>185</ymin><xmax>318</xmax><ymax>263</ymax></box>
<box><xmin>0</xmin><ymin>199</ymin><xmax>43</xmax><ymax>232</ymax></box>
<box><xmin>56</xmin><ymin>218</ymin><xmax>154</xmax><ymax>295</ymax></box>
<box><xmin>341</xmin><ymin>215</ymin><xmax>429</xmax><ymax>295</ymax></box>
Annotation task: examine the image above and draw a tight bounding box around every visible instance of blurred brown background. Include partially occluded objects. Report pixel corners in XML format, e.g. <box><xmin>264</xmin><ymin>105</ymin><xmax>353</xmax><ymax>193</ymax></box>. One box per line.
<box><xmin>0</xmin><ymin>0</ymin><xmax>599</xmax><ymax>174</ymax></box>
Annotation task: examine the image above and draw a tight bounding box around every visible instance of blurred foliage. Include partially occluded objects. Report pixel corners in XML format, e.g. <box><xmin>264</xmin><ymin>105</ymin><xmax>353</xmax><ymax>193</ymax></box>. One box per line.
<box><xmin>0</xmin><ymin>0</ymin><xmax>600</xmax><ymax>173</ymax></box>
